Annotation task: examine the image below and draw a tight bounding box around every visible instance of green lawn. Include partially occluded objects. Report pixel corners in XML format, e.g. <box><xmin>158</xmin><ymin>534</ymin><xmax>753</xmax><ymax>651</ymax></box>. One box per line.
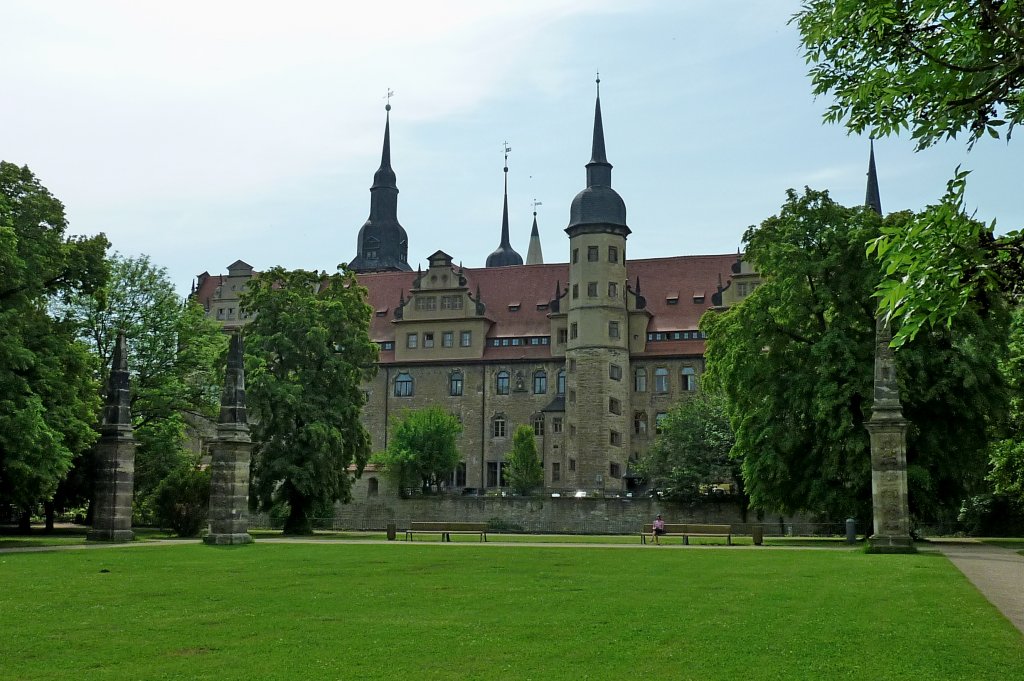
<box><xmin>1</xmin><ymin>543</ymin><xmax>1021</xmax><ymax>680</ymax></box>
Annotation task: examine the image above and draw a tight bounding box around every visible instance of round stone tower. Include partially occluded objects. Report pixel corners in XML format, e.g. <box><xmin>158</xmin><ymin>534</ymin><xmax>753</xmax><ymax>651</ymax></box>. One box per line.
<box><xmin>564</xmin><ymin>78</ymin><xmax>631</xmax><ymax>492</ymax></box>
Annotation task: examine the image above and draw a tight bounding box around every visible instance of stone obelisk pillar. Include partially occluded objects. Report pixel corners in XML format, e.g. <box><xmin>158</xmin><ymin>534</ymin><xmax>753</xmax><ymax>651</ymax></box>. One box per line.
<box><xmin>865</xmin><ymin>318</ymin><xmax>914</xmax><ymax>553</ymax></box>
<box><xmin>204</xmin><ymin>332</ymin><xmax>254</xmax><ymax>545</ymax></box>
<box><xmin>88</xmin><ymin>331</ymin><xmax>136</xmax><ymax>542</ymax></box>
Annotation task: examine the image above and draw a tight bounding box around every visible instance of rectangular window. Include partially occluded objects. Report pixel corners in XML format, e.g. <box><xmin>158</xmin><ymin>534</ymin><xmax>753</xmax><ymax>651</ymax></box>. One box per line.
<box><xmin>552</xmin><ymin>417</ymin><xmax>563</xmax><ymax>434</ymax></box>
<box><xmin>610</xmin><ymin>431</ymin><xmax>621</xmax><ymax>446</ymax></box>
<box><xmin>449</xmin><ymin>373</ymin><xmax>463</xmax><ymax>396</ymax></box>
<box><xmin>570</xmin><ymin>323</ymin><xmax>578</xmax><ymax>340</ymax></box>
<box><xmin>587</xmin><ymin>282</ymin><xmax>598</xmax><ymax>297</ymax></box>
<box><xmin>414</xmin><ymin>296</ymin><xmax>437</xmax><ymax>311</ymax></box>
<box><xmin>533</xmin><ymin>418</ymin><xmax>544</xmax><ymax>436</ymax></box>
<box><xmin>608</xmin><ymin>246</ymin><xmax>618</xmax><ymax>263</ymax></box>
<box><xmin>609</xmin><ymin>397</ymin><xmax>621</xmax><ymax>415</ymax></box>
<box><xmin>608</xmin><ymin>282</ymin><xmax>618</xmax><ymax>298</ymax></box>
<box><xmin>442</xmin><ymin>331</ymin><xmax>454</xmax><ymax>347</ymax></box>
<box><xmin>655</xmin><ymin>369</ymin><xmax>670</xmax><ymax>393</ymax></box>
<box><xmin>681</xmin><ymin>367</ymin><xmax>697</xmax><ymax>392</ymax></box>
<box><xmin>487</xmin><ymin>461</ymin><xmax>499</xmax><ymax>487</ymax></box>
<box><xmin>609</xmin><ymin>364</ymin><xmax>622</xmax><ymax>380</ymax></box>
<box><xmin>573</xmin><ymin>248</ymin><xmax>579</xmax><ymax>264</ymax></box>
<box><xmin>569</xmin><ymin>359</ymin><xmax>576</xmax><ymax>371</ymax></box>
<box><xmin>635</xmin><ymin>368</ymin><xmax>647</xmax><ymax>392</ymax></box>
<box><xmin>557</xmin><ymin>329</ymin><xmax>568</xmax><ymax>344</ymax></box>
<box><xmin>610</xmin><ymin>461</ymin><xmax>621</xmax><ymax>477</ymax></box>
<box><xmin>460</xmin><ymin>331</ymin><xmax>472</xmax><ymax>347</ymax></box>
<box><xmin>440</xmin><ymin>295</ymin><xmax>463</xmax><ymax>310</ymax></box>
<box><xmin>406</xmin><ymin>333</ymin><xmax>418</xmax><ymax>349</ymax></box>
<box><xmin>552</xmin><ymin>462</ymin><xmax>561</xmax><ymax>483</ymax></box>
<box><xmin>572</xmin><ymin>283</ymin><xmax>579</xmax><ymax>299</ymax></box>
<box><xmin>492</xmin><ymin>417</ymin><xmax>507</xmax><ymax>438</ymax></box>
<box><xmin>655</xmin><ymin>412</ymin><xmax>668</xmax><ymax>435</ymax></box>
<box><xmin>609</xmin><ymin>321</ymin><xmax>620</xmax><ymax>339</ymax></box>
<box><xmin>569</xmin><ymin>389</ymin><xmax>576</xmax><ymax>404</ymax></box>
<box><xmin>588</xmin><ymin>245</ymin><xmax>599</xmax><ymax>262</ymax></box>
<box><xmin>569</xmin><ymin>458</ymin><xmax>576</xmax><ymax>472</ymax></box>
<box><xmin>423</xmin><ymin>332</ymin><xmax>434</xmax><ymax>348</ymax></box>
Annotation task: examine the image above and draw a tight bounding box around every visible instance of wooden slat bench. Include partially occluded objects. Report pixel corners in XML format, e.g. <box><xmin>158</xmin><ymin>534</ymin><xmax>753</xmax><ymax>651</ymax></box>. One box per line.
<box><xmin>641</xmin><ymin>523</ymin><xmax>732</xmax><ymax>545</ymax></box>
<box><xmin>405</xmin><ymin>521</ymin><xmax>488</xmax><ymax>542</ymax></box>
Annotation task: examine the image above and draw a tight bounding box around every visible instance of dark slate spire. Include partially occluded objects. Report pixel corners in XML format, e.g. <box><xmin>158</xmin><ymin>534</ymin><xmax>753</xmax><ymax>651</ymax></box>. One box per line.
<box><xmin>350</xmin><ymin>102</ymin><xmax>412</xmax><ymax>273</ymax></box>
<box><xmin>865</xmin><ymin>139</ymin><xmax>882</xmax><ymax>215</ymax></box>
<box><xmin>102</xmin><ymin>330</ymin><xmax>133</xmax><ymax>435</ymax></box>
<box><xmin>218</xmin><ymin>332</ymin><xmax>247</xmax><ymax>427</ymax></box>
<box><xmin>526</xmin><ymin>206</ymin><xmax>544</xmax><ymax>265</ymax></box>
<box><xmin>486</xmin><ymin>142</ymin><xmax>524</xmax><ymax>267</ymax></box>
<box><xmin>567</xmin><ymin>76</ymin><xmax>629</xmax><ymax>235</ymax></box>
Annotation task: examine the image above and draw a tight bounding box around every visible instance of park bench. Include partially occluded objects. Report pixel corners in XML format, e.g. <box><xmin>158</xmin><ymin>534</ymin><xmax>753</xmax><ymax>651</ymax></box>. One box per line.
<box><xmin>405</xmin><ymin>521</ymin><xmax>488</xmax><ymax>542</ymax></box>
<box><xmin>641</xmin><ymin>523</ymin><xmax>732</xmax><ymax>545</ymax></box>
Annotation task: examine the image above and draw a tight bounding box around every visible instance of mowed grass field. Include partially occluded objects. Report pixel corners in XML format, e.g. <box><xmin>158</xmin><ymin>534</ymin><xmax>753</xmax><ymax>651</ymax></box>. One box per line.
<box><xmin>2</xmin><ymin>543</ymin><xmax>1021</xmax><ymax>680</ymax></box>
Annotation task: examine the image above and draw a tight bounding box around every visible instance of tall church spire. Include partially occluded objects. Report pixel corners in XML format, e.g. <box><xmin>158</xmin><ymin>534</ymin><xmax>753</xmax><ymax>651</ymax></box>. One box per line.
<box><xmin>486</xmin><ymin>142</ymin><xmax>524</xmax><ymax>267</ymax></box>
<box><xmin>526</xmin><ymin>201</ymin><xmax>544</xmax><ymax>265</ymax></box>
<box><xmin>865</xmin><ymin>139</ymin><xmax>882</xmax><ymax>215</ymax></box>
<box><xmin>350</xmin><ymin>97</ymin><xmax>412</xmax><ymax>273</ymax></box>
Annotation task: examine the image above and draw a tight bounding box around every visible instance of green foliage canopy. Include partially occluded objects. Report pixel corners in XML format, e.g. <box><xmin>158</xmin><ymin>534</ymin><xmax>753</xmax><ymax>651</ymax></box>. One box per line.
<box><xmin>374</xmin><ymin>406</ymin><xmax>462</xmax><ymax>495</ymax></box>
<box><xmin>243</xmin><ymin>267</ymin><xmax>378</xmax><ymax>534</ymax></box>
<box><xmin>59</xmin><ymin>254</ymin><xmax>227</xmax><ymax>517</ymax></box>
<box><xmin>796</xmin><ymin>1</ymin><xmax>1024</xmax><ymax>345</ymax></box>
<box><xmin>636</xmin><ymin>391</ymin><xmax>738</xmax><ymax>502</ymax></box>
<box><xmin>505</xmin><ymin>425</ymin><xmax>543</xmax><ymax>495</ymax></box>
<box><xmin>0</xmin><ymin>161</ymin><xmax>109</xmax><ymax>516</ymax></box>
<box><xmin>702</xmin><ymin>188</ymin><xmax>1007</xmax><ymax>521</ymax></box>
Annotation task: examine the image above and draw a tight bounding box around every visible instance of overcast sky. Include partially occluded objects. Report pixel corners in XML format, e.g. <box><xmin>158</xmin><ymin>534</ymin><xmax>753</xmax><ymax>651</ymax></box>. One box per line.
<box><xmin>3</xmin><ymin>1</ymin><xmax>1019</xmax><ymax>295</ymax></box>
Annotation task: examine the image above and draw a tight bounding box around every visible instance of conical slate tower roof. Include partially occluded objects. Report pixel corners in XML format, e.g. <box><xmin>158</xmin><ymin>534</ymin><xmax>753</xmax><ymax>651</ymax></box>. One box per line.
<box><xmin>486</xmin><ymin>149</ymin><xmax>524</xmax><ymax>267</ymax></box>
<box><xmin>567</xmin><ymin>77</ymin><xmax>629</xmax><ymax>236</ymax></box>
<box><xmin>350</xmin><ymin>104</ymin><xmax>412</xmax><ymax>273</ymax></box>
<box><xmin>865</xmin><ymin>139</ymin><xmax>882</xmax><ymax>215</ymax></box>
<box><xmin>526</xmin><ymin>210</ymin><xmax>544</xmax><ymax>265</ymax></box>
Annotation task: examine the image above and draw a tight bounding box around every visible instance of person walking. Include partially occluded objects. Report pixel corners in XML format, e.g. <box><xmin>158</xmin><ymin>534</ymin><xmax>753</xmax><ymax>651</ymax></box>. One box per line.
<box><xmin>651</xmin><ymin>514</ymin><xmax>666</xmax><ymax>545</ymax></box>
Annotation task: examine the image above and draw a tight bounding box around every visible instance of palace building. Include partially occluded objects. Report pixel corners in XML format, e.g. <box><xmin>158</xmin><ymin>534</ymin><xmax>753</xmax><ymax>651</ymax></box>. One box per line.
<box><xmin>194</xmin><ymin>85</ymin><xmax>760</xmax><ymax>494</ymax></box>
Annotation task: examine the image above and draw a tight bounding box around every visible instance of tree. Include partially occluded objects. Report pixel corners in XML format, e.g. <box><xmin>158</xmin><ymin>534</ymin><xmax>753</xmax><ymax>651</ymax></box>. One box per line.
<box><xmin>243</xmin><ymin>267</ymin><xmax>378</xmax><ymax>535</ymax></box>
<box><xmin>636</xmin><ymin>391</ymin><xmax>740</xmax><ymax>503</ymax></box>
<box><xmin>987</xmin><ymin>305</ymin><xmax>1024</xmax><ymax>508</ymax></box>
<box><xmin>505</xmin><ymin>425</ymin><xmax>543</xmax><ymax>496</ymax></box>
<box><xmin>59</xmin><ymin>254</ymin><xmax>228</xmax><ymax>521</ymax></box>
<box><xmin>702</xmin><ymin>188</ymin><xmax>1008</xmax><ymax>522</ymax></box>
<box><xmin>0</xmin><ymin>161</ymin><xmax>109</xmax><ymax>530</ymax></box>
<box><xmin>373</xmin><ymin>406</ymin><xmax>462</xmax><ymax>496</ymax></box>
<box><xmin>151</xmin><ymin>457</ymin><xmax>211</xmax><ymax>537</ymax></box>
<box><xmin>796</xmin><ymin>1</ymin><xmax>1024</xmax><ymax>345</ymax></box>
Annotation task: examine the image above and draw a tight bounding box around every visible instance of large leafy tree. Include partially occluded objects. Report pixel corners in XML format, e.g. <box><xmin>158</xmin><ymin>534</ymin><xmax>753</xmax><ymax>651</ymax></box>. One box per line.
<box><xmin>796</xmin><ymin>0</ymin><xmax>1024</xmax><ymax>345</ymax></box>
<box><xmin>243</xmin><ymin>267</ymin><xmax>378</xmax><ymax>535</ymax></box>
<box><xmin>59</xmin><ymin>254</ymin><xmax>227</xmax><ymax>519</ymax></box>
<box><xmin>987</xmin><ymin>306</ymin><xmax>1024</xmax><ymax>508</ymax></box>
<box><xmin>373</xmin><ymin>406</ymin><xmax>463</xmax><ymax>496</ymax></box>
<box><xmin>636</xmin><ymin>391</ymin><xmax>740</xmax><ymax>503</ymax></box>
<box><xmin>505</xmin><ymin>425</ymin><xmax>544</xmax><ymax>496</ymax></box>
<box><xmin>702</xmin><ymin>188</ymin><xmax>1007</xmax><ymax>522</ymax></box>
<box><xmin>0</xmin><ymin>161</ymin><xmax>109</xmax><ymax>530</ymax></box>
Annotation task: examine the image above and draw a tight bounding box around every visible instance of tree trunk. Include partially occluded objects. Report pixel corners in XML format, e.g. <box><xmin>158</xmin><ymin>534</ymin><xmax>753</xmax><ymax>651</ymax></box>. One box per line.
<box><xmin>18</xmin><ymin>509</ymin><xmax>31</xmax><ymax>534</ymax></box>
<box><xmin>44</xmin><ymin>501</ymin><xmax>55</xmax><ymax>532</ymax></box>
<box><xmin>282</xmin><ymin>486</ymin><xmax>313</xmax><ymax>536</ymax></box>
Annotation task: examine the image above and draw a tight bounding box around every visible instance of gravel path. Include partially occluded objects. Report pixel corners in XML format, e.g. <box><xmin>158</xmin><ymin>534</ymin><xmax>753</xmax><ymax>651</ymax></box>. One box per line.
<box><xmin>931</xmin><ymin>539</ymin><xmax>1024</xmax><ymax>634</ymax></box>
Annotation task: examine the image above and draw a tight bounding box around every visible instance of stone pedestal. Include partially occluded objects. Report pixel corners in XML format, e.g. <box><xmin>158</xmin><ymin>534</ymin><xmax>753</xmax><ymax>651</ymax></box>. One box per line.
<box><xmin>204</xmin><ymin>428</ymin><xmax>253</xmax><ymax>546</ymax></box>
<box><xmin>87</xmin><ymin>436</ymin><xmax>136</xmax><ymax>542</ymax></box>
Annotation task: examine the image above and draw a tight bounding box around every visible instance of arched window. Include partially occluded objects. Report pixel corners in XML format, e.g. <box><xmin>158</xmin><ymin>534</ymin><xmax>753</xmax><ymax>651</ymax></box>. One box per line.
<box><xmin>496</xmin><ymin>370</ymin><xmax>510</xmax><ymax>395</ymax></box>
<box><xmin>449</xmin><ymin>371</ymin><xmax>463</xmax><ymax>397</ymax></box>
<box><xmin>681</xmin><ymin>366</ymin><xmax>697</xmax><ymax>392</ymax></box>
<box><xmin>634</xmin><ymin>367</ymin><xmax>647</xmax><ymax>392</ymax></box>
<box><xmin>492</xmin><ymin>414</ymin><xmax>507</xmax><ymax>438</ymax></box>
<box><xmin>394</xmin><ymin>372</ymin><xmax>413</xmax><ymax>397</ymax></box>
<box><xmin>367</xmin><ymin>478</ymin><xmax>379</xmax><ymax>497</ymax></box>
<box><xmin>634</xmin><ymin>411</ymin><xmax>648</xmax><ymax>437</ymax></box>
<box><xmin>533</xmin><ymin>370</ymin><xmax>547</xmax><ymax>394</ymax></box>
<box><xmin>364</xmin><ymin>236</ymin><xmax>380</xmax><ymax>260</ymax></box>
<box><xmin>532</xmin><ymin>414</ymin><xmax>545</xmax><ymax>436</ymax></box>
<box><xmin>557</xmin><ymin>369</ymin><xmax>566</xmax><ymax>395</ymax></box>
<box><xmin>654</xmin><ymin>368</ymin><xmax>670</xmax><ymax>393</ymax></box>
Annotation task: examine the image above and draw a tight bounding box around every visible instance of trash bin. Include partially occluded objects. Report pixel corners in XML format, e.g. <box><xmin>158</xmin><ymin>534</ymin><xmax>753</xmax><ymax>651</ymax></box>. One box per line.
<box><xmin>845</xmin><ymin>518</ymin><xmax>856</xmax><ymax>544</ymax></box>
<box><xmin>752</xmin><ymin>525</ymin><xmax>763</xmax><ymax>546</ymax></box>
<box><xmin>386</xmin><ymin>523</ymin><xmax>397</xmax><ymax>541</ymax></box>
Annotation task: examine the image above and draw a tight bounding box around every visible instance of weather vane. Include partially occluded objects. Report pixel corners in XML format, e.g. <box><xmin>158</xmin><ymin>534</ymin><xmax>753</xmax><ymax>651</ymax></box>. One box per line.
<box><xmin>384</xmin><ymin>88</ymin><xmax>394</xmax><ymax>110</ymax></box>
<box><xmin>503</xmin><ymin>141</ymin><xmax>511</xmax><ymax>172</ymax></box>
<box><xmin>531</xmin><ymin>198</ymin><xmax>543</xmax><ymax>215</ymax></box>
<box><xmin>596</xmin><ymin>69</ymin><xmax>600</xmax><ymax>94</ymax></box>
